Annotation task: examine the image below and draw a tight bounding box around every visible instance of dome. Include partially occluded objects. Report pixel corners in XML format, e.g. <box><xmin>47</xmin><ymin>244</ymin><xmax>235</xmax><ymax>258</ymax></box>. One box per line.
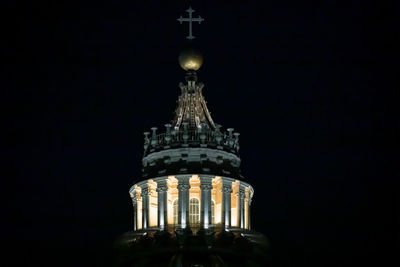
<box><xmin>178</xmin><ymin>47</ymin><xmax>203</xmax><ymax>71</ymax></box>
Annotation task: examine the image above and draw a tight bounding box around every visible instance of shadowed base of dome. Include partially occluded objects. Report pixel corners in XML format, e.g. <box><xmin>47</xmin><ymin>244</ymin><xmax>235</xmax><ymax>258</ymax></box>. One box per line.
<box><xmin>113</xmin><ymin>226</ymin><xmax>270</xmax><ymax>267</ymax></box>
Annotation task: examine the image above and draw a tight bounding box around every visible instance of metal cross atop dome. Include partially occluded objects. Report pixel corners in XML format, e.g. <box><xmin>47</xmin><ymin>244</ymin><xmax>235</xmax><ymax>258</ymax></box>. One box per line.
<box><xmin>177</xmin><ymin>6</ymin><xmax>204</xmax><ymax>40</ymax></box>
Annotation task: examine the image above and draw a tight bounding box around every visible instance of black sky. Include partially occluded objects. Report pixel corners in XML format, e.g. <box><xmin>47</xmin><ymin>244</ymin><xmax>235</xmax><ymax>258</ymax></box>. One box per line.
<box><xmin>4</xmin><ymin>0</ymin><xmax>398</xmax><ymax>266</ymax></box>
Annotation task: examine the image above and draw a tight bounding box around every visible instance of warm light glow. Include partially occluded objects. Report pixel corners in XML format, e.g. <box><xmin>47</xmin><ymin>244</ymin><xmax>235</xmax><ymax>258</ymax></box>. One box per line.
<box><xmin>182</xmin><ymin>60</ymin><xmax>201</xmax><ymax>70</ymax></box>
<box><xmin>178</xmin><ymin>48</ymin><xmax>203</xmax><ymax>71</ymax></box>
<box><xmin>245</xmin><ymin>187</ymin><xmax>250</xmax><ymax>229</ymax></box>
<box><xmin>132</xmin><ymin>176</ymin><xmax>253</xmax><ymax>230</ymax></box>
<box><xmin>167</xmin><ymin>176</ymin><xmax>178</xmax><ymax>225</ymax></box>
<box><xmin>231</xmin><ymin>180</ymin><xmax>240</xmax><ymax>227</ymax></box>
<box><xmin>189</xmin><ymin>175</ymin><xmax>201</xmax><ymax>225</ymax></box>
<box><xmin>135</xmin><ymin>185</ymin><xmax>143</xmax><ymax>230</ymax></box>
<box><xmin>212</xmin><ymin>176</ymin><xmax>222</xmax><ymax>224</ymax></box>
<box><xmin>189</xmin><ymin>198</ymin><xmax>200</xmax><ymax>224</ymax></box>
<box><xmin>148</xmin><ymin>179</ymin><xmax>158</xmax><ymax>227</ymax></box>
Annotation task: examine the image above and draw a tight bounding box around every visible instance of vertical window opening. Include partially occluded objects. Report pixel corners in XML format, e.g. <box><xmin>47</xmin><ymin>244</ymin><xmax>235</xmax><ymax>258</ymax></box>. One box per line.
<box><xmin>189</xmin><ymin>198</ymin><xmax>200</xmax><ymax>224</ymax></box>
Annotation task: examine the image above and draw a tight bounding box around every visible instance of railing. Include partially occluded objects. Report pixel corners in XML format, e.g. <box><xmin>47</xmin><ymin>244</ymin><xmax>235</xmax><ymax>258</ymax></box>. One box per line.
<box><xmin>155</xmin><ymin>130</ymin><xmax>217</xmax><ymax>145</ymax></box>
<box><xmin>143</xmin><ymin>127</ymin><xmax>240</xmax><ymax>156</ymax></box>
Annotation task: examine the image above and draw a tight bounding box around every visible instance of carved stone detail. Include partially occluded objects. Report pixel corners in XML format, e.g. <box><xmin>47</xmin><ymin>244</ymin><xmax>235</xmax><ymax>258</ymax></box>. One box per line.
<box><xmin>156</xmin><ymin>185</ymin><xmax>168</xmax><ymax>192</ymax></box>
<box><xmin>223</xmin><ymin>185</ymin><xmax>233</xmax><ymax>194</ymax></box>
<box><xmin>200</xmin><ymin>184</ymin><xmax>213</xmax><ymax>190</ymax></box>
<box><xmin>141</xmin><ymin>188</ymin><xmax>149</xmax><ymax>196</ymax></box>
<box><xmin>177</xmin><ymin>183</ymin><xmax>190</xmax><ymax>190</ymax></box>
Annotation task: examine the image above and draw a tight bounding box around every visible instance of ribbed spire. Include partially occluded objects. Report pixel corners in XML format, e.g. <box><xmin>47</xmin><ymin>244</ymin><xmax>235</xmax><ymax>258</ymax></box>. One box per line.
<box><xmin>172</xmin><ymin>71</ymin><xmax>216</xmax><ymax>131</ymax></box>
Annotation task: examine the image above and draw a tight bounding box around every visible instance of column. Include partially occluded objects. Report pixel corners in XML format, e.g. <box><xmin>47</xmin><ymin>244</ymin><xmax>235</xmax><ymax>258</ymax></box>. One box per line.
<box><xmin>141</xmin><ymin>185</ymin><xmax>149</xmax><ymax>229</ymax></box>
<box><xmin>177</xmin><ymin>176</ymin><xmax>190</xmax><ymax>228</ymax></box>
<box><xmin>200</xmin><ymin>176</ymin><xmax>212</xmax><ymax>228</ymax></box>
<box><xmin>222</xmin><ymin>180</ymin><xmax>232</xmax><ymax>228</ymax></box>
<box><xmin>248</xmin><ymin>197</ymin><xmax>252</xmax><ymax>230</ymax></box>
<box><xmin>219</xmin><ymin>183</ymin><xmax>225</xmax><ymax>226</ymax></box>
<box><xmin>157</xmin><ymin>180</ymin><xmax>168</xmax><ymax>229</ymax></box>
<box><xmin>234</xmin><ymin>191</ymin><xmax>240</xmax><ymax>227</ymax></box>
<box><xmin>131</xmin><ymin>193</ymin><xmax>137</xmax><ymax>231</ymax></box>
<box><xmin>239</xmin><ymin>188</ymin><xmax>245</xmax><ymax>228</ymax></box>
<box><xmin>244</xmin><ymin>196</ymin><xmax>249</xmax><ymax>229</ymax></box>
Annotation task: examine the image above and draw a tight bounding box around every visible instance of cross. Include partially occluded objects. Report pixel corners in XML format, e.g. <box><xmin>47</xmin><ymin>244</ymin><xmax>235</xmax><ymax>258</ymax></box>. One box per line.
<box><xmin>177</xmin><ymin>6</ymin><xmax>204</xmax><ymax>40</ymax></box>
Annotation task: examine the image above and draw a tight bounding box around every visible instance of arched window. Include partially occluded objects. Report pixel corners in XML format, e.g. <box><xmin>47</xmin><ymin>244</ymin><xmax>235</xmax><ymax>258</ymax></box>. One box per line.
<box><xmin>172</xmin><ymin>199</ymin><xmax>178</xmax><ymax>225</ymax></box>
<box><xmin>189</xmin><ymin>198</ymin><xmax>200</xmax><ymax>224</ymax></box>
<box><xmin>211</xmin><ymin>200</ymin><xmax>215</xmax><ymax>224</ymax></box>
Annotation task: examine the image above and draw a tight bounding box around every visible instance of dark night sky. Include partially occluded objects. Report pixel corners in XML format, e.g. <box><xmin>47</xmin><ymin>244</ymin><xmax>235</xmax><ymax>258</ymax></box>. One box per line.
<box><xmin>4</xmin><ymin>0</ymin><xmax>397</xmax><ymax>266</ymax></box>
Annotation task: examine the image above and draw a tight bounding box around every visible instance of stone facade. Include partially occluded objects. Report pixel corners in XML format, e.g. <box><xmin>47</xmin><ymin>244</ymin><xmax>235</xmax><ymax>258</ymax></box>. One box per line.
<box><xmin>129</xmin><ymin>175</ymin><xmax>253</xmax><ymax>230</ymax></box>
<box><xmin>115</xmin><ymin>32</ymin><xmax>269</xmax><ymax>266</ymax></box>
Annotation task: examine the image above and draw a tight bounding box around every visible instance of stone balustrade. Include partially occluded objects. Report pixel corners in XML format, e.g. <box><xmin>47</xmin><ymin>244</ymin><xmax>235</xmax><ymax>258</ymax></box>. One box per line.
<box><xmin>143</xmin><ymin>124</ymin><xmax>240</xmax><ymax>157</ymax></box>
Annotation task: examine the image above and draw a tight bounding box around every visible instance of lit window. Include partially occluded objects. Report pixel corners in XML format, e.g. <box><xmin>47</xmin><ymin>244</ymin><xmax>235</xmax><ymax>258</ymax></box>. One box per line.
<box><xmin>173</xmin><ymin>199</ymin><xmax>178</xmax><ymax>225</ymax></box>
<box><xmin>189</xmin><ymin>198</ymin><xmax>200</xmax><ymax>224</ymax></box>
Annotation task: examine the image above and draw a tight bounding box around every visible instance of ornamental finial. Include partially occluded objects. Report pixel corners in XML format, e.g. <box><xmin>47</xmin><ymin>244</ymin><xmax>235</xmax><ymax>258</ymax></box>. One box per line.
<box><xmin>177</xmin><ymin>6</ymin><xmax>204</xmax><ymax>40</ymax></box>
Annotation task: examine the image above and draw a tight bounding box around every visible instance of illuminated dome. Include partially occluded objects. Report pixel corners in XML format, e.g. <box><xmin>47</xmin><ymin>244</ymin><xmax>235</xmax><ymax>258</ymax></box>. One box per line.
<box><xmin>178</xmin><ymin>47</ymin><xmax>203</xmax><ymax>71</ymax></box>
<box><xmin>115</xmin><ymin>6</ymin><xmax>270</xmax><ymax>267</ymax></box>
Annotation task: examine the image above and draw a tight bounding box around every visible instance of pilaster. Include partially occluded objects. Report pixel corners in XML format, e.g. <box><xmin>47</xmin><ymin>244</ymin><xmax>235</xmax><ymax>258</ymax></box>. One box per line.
<box><xmin>177</xmin><ymin>176</ymin><xmax>190</xmax><ymax>228</ymax></box>
<box><xmin>131</xmin><ymin>193</ymin><xmax>137</xmax><ymax>231</ymax></box>
<box><xmin>222</xmin><ymin>180</ymin><xmax>232</xmax><ymax>228</ymax></box>
<box><xmin>239</xmin><ymin>188</ymin><xmax>245</xmax><ymax>229</ymax></box>
<box><xmin>141</xmin><ymin>185</ymin><xmax>150</xmax><ymax>229</ymax></box>
<box><xmin>248</xmin><ymin>196</ymin><xmax>252</xmax><ymax>230</ymax></box>
<box><xmin>234</xmin><ymin>191</ymin><xmax>240</xmax><ymax>227</ymax></box>
<box><xmin>156</xmin><ymin>179</ymin><xmax>168</xmax><ymax>229</ymax></box>
<box><xmin>200</xmin><ymin>176</ymin><xmax>212</xmax><ymax>228</ymax></box>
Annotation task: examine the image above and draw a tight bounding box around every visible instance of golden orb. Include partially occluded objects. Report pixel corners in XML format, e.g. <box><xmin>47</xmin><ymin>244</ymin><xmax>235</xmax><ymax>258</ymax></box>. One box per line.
<box><xmin>178</xmin><ymin>47</ymin><xmax>203</xmax><ymax>71</ymax></box>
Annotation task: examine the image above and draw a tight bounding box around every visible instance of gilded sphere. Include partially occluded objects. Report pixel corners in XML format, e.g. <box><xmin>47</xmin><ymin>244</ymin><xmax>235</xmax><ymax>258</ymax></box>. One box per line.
<box><xmin>178</xmin><ymin>47</ymin><xmax>203</xmax><ymax>71</ymax></box>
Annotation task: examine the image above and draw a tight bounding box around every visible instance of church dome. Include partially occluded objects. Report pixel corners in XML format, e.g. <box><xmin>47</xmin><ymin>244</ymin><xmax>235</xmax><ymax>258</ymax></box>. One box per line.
<box><xmin>114</xmin><ymin>5</ymin><xmax>270</xmax><ymax>267</ymax></box>
<box><xmin>179</xmin><ymin>46</ymin><xmax>203</xmax><ymax>71</ymax></box>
